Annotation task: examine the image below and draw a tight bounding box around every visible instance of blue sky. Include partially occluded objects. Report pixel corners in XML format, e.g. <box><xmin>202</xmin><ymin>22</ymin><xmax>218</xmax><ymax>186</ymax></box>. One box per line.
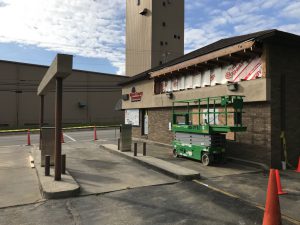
<box><xmin>0</xmin><ymin>0</ymin><xmax>299</xmax><ymax>75</ymax></box>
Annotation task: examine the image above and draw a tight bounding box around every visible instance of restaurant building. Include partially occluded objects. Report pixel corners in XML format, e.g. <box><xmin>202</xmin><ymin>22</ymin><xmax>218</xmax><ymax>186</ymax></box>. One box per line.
<box><xmin>120</xmin><ymin>29</ymin><xmax>300</xmax><ymax>168</ymax></box>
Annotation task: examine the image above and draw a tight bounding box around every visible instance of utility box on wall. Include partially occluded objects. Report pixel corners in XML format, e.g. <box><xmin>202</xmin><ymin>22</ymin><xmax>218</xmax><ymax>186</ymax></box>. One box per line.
<box><xmin>120</xmin><ymin>124</ymin><xmax>132</xmax><ymax>152</ymax></box>
<box><xmin>40</xmin><ymin>127</ymin><xmax>55</xmax><ymax>166</ymax></box>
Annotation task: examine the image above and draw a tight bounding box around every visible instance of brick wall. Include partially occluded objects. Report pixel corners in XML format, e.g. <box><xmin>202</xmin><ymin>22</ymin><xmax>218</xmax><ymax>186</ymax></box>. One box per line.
<box><xmin>131</xmin><ymin>108</ymin><xmax>173</xmax><ymax>143</ymax></box>
<box><xmin>148</xmin><ymin>108</ymin><xmax>174</xmax><ymax>144</ymax></box>
<box><xmin>131</xmin><ymin>103</ymin><xmax>272</xmax><ymax>165</ymax></box>
<box><xmin>227</xmin><ymin>102</ymin><xmax>271</xmax><ymax>165</ymax></box>
<box><xmin>132</xmin><ymin>126</ymin><xmax>142</xmax><ymax>138</ymax></box>
<box><xmin>267</xmin><ymin>40</ymin><xmax>300</xmax><ymax>168</ymax></box>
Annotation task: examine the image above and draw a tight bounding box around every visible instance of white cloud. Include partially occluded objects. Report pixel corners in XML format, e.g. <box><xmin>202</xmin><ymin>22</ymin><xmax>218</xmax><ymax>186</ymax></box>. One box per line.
<box><xmin>278</xmin><ymin>23</ymin><xmax>300</xmax><ymax>35</ymax></box>
<box><xmin>281</xmin><ymin>2</ymin><xmax>300</xmax><ymax>19</ymax></box>
<box><xmin>0</xmin><ymin>0</ymin><xmax>300</xmax><ymax>75</ymax></box>
<box><xmin>184</xmin><ymin>27</ymin><xmax>227</xmax><ymax>54</ymax></box>
<box><xmin>184</xmin><ymin>0</ymin><xmax>299</xmax><ymax>53</ymax></box>
<box><xmin>185</xmin><ymin>1</ymin><xmax>205</xmax><ymax>10</ymax></box>
<box><xmin>0</xmin><ymin>0</ymin><xmax>126</xmax><ymax>74</ymax></box>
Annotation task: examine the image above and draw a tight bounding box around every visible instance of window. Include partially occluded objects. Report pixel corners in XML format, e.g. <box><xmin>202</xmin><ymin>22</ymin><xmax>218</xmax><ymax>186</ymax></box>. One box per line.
<box><xmin>174</xmin><ymin>34</ymin><xmax>177</xmax><ymax>39</ymax></box>
<box><xmin>165</xmin><ymin>41</ymin><xmax>168</xmax><ymax>45</ymax></box>
<box><xmin>162</xmin><ymin>22</ymin><xmax>166</xmax><ymax>27</ymax></box>
<box><xmin>160</xmin><ymin>41</ymin><xmax>164</xmax><ymax>46</ymax></box>
<box><xmin>136</xmin><ymin>0</ymin><xmax>140</xmax><ymax>5</ymax></box>
<box><xmin>159</xmin><ymin>61</ymin><xmax>163</xmax><ymax>65</ymax></box>
<box><xmin>162</xmin><ymin>1</ymin><xmax>166</xmax><ymax>6</ymax></box>
<box><xmin>154</xmin><ymin>79</ymin><xmax>162</xmax><ymax>94</ymax></box>
<box><xmin>178</xmin><ymin>36</ymin><xmax>181</xmax><ymax>39</ymax></box>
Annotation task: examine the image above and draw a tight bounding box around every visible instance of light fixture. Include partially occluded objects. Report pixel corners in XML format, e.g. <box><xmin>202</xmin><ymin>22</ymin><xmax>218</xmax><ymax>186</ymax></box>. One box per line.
<box><xmin>166</xmin><ymin>92</ymin><xmax>173</xmax><ymax>99</ymax></box>
<box><xmin>78</xmin><ymin>102</ymin><xmax>86</xmax><ymax>108</ymax></box>
<box><xmin>227</xmin><ymin>83</ymin><xmax>238</xmax><ymax>91</ymax></box>
<box><xmin>139</xmin><ymin>8</ymin><xmax>148</xmax><ymax>15</ymax></box>
<box><xmin>122</xmin><ymin>94</ymin><xmax>129</xmax><ymax>101</ymax></box>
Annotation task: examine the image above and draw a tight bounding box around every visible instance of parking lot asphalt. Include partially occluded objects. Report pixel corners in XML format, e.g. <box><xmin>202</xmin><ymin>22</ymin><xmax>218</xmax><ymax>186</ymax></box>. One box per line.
<box><xmin>1</xmin><ymin>181</ymin><xmax>291</xmax><ymax>225</ymax></box>
<box><xmin>0</xmin><ymin>128</ymin><xmax>119</xmax><ymax>146</ymax></box>
<box><xmin>124</xmin><ymin>141</ymin><xmax>300</xmax><ymax>223</ymax></box>
<box><xmin>0</xmin><ymin>129</ymin><xmax>298</xmax><ymax>225</ymax></box>
<box><xmin>63</xmin><ymin>141</ymin><xmax>177</xmax><ymax>195</ymax></box>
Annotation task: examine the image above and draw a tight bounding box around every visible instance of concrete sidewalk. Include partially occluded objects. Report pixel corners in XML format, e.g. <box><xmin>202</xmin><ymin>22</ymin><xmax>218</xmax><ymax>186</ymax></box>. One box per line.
<box><xmin>0</xmin><ymin>145</ymin><xmax>42</xmax><ymax>208</ymax></box>
<box><xmin>129</xmin><ymin>141</ymin><xmax>261</xmax><ymax>179</ymax></box>
<box><xmin>32</xmin><ymin>147</ymin><xmax>80</xmax><ymax>199</ymax></box>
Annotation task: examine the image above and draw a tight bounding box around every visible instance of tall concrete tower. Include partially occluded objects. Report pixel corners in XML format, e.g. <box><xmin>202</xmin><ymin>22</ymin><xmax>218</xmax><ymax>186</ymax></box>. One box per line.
<box><xmin>126</xmin><ymin>0</ymin><xmax>184</xmax><ymax>76</ymax></box>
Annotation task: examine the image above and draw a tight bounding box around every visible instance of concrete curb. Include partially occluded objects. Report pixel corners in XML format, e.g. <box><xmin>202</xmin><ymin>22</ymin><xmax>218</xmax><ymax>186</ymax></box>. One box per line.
<box><xmin>100</xmin><ymin>144</ymin><xmax>200</xmax><ymax>181</ymax></box>
<box><xmin>132</xmin><ymin>137</ymin><xmax>172</xmax><ymax>148</ymax></box>
<box><xmin>132</xmin><ymin>139</ymin><xmax>268</xmax><ymax>171</ymax></box>
<box><xmin>35</xmin><ymin>167</ymin><xmax>80</xmax><ymax>199</ymax></box>
<box><xmin>32</xmin><ymin>149</ymin><xmax>80</xmax><ymax>199</ymax></box>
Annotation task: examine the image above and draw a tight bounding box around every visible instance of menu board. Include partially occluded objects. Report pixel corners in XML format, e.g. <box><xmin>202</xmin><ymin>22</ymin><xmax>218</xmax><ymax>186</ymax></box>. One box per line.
<box><xmin>125</xmin><ymin>109</ymin><xmax>140</xmax><ymax>126</ymax></box>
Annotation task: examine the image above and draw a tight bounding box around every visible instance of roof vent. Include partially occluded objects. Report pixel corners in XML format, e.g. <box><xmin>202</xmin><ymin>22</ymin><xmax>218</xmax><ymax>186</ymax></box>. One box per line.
<box><xmin>139</xmin><ymin>8</ymin><xmax>148</xmax><ymax>16</ymax></box>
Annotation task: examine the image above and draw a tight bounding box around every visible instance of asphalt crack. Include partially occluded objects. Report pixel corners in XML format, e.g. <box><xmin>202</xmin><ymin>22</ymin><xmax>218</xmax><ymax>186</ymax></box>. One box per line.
<box><xmin>66</xmin><ymin>200</ymin><xmax>82</xmax><ymax>225</ymax></box>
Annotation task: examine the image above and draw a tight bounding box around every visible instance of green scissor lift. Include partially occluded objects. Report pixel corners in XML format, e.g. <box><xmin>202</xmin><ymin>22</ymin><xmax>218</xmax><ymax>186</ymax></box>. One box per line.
<box><xmin>172</xmin><ymin>95</ymin><xmax>247</xmax><ymax>166</ymax></box>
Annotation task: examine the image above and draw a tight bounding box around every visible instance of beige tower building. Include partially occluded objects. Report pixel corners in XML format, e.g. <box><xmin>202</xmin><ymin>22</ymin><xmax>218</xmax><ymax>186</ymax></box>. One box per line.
<box><xmin>126</xmin><ymin>0</ymin><xmax>184</xmax><ymax>76</ymax></box>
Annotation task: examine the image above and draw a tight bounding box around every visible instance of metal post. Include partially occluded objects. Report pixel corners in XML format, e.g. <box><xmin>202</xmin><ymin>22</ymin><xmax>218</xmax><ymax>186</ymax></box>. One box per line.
<box><xmin>45</xmin><ymin>155</ymin><xmax>50</xmax><ymax>176</ymax></box>
<box><xmin>198</xmin><ymin>99</ymin><xmax>200</xmax><ymax>126</ymax></box>
<box><xmin>39</xmin><ymin>95</ymin><xmax>44</xmax><ymax>150</ymax></box>
<box><xmin>61</xmin><ymin>154</ymin><xmax>66</xmax><ymax>174</ymax></box>
<box><xmin>134</xmin><ymin>143</ymin><xmax>137</xmax><ymax>156</ymax></box>
<box><xmin>54</xmin><ymin>78</ymin><xmax>63</xmax><ymax>181</ymax></box>
<box><xmin>117</xmin><ymin>138</ymin><xmax>120</xmax><ymax>150</ymax></box>
<box><xmin>115</xmin><ymin>127</ymin><xmax>117</xmax><ymax>138</ymax></box>
<box><xmin>143</xmin><ymin>142</ymin><xmax>146</xmax><ymax>156</ymax></box>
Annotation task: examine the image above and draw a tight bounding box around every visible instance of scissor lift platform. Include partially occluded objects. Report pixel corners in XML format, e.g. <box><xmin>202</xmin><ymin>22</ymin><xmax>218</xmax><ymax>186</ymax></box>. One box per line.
<box><xmin>171</xmin><ymin>95</ymin><xmax>247</xmax><ymax>165</ymax></box>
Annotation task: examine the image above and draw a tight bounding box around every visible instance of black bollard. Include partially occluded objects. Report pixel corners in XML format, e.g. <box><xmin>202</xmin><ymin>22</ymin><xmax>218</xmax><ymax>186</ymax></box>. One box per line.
<box><xmin>118</xmin><ymin>138</ymin><xmax>120</xmax><ymax>150</ymax></box>
<box><xmin>61</xmin><ymin>154</ymin><xmax>66</xmax><ymax>174</ymax></box>
<box><xmin>134</xmin><ymin>143</ymin><xmax>137</xmax><ymax>156</ymax></box>
<box><xmin>45</xmin><ymin>155</ymin><xmax>50</xmax><ymax>176</ymax></box>
<box><xmin>143</xmin><ymin>142</ymin><xmax>146</xmax><ymax>156</ymax></box>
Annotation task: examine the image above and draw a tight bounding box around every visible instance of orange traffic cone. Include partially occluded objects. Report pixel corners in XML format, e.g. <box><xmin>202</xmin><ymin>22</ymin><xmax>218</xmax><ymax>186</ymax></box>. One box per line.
<box><xmin>61</xmin><ymin>131</ymin><xmax>65</xmax><ymax>143</ymax></box>
<box><xmin>275</xmin><ymin>169</ymin><xmax>287</xmax><ymax>195</ymax></box>
<box><xmin>27</xmin><ymin>129</ymin><xmax>31</xmax><ymax>146</ymax></box>
<box><xmin>94</xmin><ymin>126</ymin><xmax>98</xmax><ymax>141</ymax></box>
<box><xmin>262</xmin><ymin>169</ymin><xmax>282</xmax><ymax>225</ymax></box>
<box><xmin>296</xmin><ymin>157</ymin><xmax>300</xmax><ymax>173</ymax></box>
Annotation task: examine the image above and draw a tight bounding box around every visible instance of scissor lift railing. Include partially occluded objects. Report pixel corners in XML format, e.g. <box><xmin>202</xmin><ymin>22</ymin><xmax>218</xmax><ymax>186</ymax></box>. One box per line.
<box><xmin>172</xmin><ymin>95</ymin><xmax>247</xmax><ymax>134</ymax></box>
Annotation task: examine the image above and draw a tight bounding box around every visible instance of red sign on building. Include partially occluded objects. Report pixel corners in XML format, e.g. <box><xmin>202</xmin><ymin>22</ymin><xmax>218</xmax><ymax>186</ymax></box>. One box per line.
<box><xmin>130</xmin><ymin>87</ymin><xmax>143</xmax><ymax>102</ymax></box>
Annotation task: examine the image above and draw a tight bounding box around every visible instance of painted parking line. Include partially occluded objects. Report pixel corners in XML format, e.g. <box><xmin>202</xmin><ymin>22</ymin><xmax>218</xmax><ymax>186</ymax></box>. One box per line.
<box><xmin>193</xmin><ymin>180</ymin><xmax>300</xmax><ymax>225</ymax></box>
<box><xmin>63</xmin><ymin>133</ymin><xmax>76</xmax><ymax>142</ymax></box>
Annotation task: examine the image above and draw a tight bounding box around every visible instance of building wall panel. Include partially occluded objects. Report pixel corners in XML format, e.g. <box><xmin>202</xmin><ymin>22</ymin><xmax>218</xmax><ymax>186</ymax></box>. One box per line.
<box><xmin>0</xmin><ymin>61</ymin><xmax>127</xmax><ymax>128</ymax></box>
<box><xmin>268</xmin><ymin>40</ymin><xmax>300</xmax><ymax>168</ymax></box>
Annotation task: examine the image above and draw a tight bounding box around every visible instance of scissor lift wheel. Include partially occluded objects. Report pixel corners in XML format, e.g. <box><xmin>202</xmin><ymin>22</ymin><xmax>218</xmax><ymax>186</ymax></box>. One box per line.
<box><xmin>201</xmin><ymin>153</ymin><xmax>213</xmax><ymax>166</ymax></box>
<box><xmin>173</xmin><ymin>149</ymin><xmax>179</xmax><ymax>158</ymax></box>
